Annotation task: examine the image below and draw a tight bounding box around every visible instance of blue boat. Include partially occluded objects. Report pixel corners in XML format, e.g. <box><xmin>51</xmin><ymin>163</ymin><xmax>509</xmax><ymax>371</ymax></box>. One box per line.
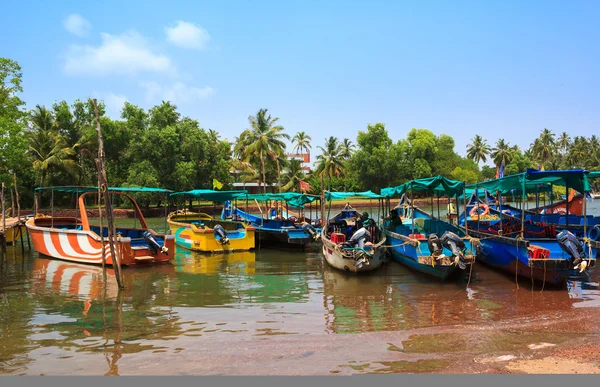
<box><xmin>463</xmin><ymin>170</ymin><xmax>599</xmax><ymax>286</ymax></box>
<box><xmin>381</xmin><ymin>176</ymin><xmax>477</xmax><ymax>280</ymax></box>
<box><xmin>227</xmin><ymin>192</ymin><xmax>321</xmax><ymax>249</ymax></box>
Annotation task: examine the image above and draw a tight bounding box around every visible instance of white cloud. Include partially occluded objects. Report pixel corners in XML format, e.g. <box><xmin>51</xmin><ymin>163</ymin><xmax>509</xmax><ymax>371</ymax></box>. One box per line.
<box><xmin>63</xmin><ymin>30</ymin><xmax>174</xmax><ymax>76</ymax></box>
<box><xmin>140</xmin><ymin>81</ymin><xmax>214</xmax><ymax>104</ymax></box>
<box><xmin>165</xmin><ymin>21</ymin><xmax>210</xmax><ymax>50</ymax></box>
<box><xmin>63</xmin><ymin>14</ymin><xmax>92</xmax><ymax>37</ymax></box>
<box><xmin>104</xmin><ymin>92</ymin><xmax>128</xmax><ymax>118</ymax></box>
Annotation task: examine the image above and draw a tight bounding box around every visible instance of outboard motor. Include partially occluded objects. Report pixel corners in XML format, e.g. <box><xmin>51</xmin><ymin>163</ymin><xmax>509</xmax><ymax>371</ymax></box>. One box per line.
<box><xmin>557</xmin><ymin>230</ymin><xmax>586</xmax><ymax>271</ymax></box>
<box><xmin>143</xmin><ymin>231</ymin><xmax>169</xmax><ymax>255</ymax></box>
<box><xmin>301</xmin><ymin>222</ymin><xmax>319</xmax><ymax>241</ymax></box>
<box><xmin>348</xmin><ymin>227</ymin><xmax>371</xmax><ymax>249</ymax></box>
<box><xmin>440</xmin><ymin>231</ymin><xmax>467</xmax><ymax>269</ymax></box>
<box><xmin>213</xmin><ymin>224</ymin><xmax>230</xmax><ymax>245</ymax></box>
<box><xmin>427</xmin><ymin>234</ymin><xmax>444</xmax><ymax>259</ymax></box>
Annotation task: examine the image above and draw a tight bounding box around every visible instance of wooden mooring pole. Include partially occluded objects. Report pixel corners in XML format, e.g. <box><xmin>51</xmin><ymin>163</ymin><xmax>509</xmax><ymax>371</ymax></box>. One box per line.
<box><xmin>1</xmin><ymin>183</ymin><xmax>6</xmax><ymax>259</ymax></box>
<box><xmin>14</xmin><ymin>174</ymin><xmax>24</xmax><ymax>254</ymax></box>
<box><xmin>93</xmin><ymin>99</ymin><xmax>124</xmax><ymax>289</ymax></box>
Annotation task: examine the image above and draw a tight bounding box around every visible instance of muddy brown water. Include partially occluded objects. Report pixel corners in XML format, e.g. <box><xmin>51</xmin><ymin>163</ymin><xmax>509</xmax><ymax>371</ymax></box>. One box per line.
<box><xmin>2</xmin><ymin>206</ymin><xmax>600</xmax><ymax>375</ymax></box>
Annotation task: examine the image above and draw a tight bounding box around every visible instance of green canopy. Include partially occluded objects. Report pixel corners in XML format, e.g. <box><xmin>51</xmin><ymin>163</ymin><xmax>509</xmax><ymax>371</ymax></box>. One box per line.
<box><xmin>325</xmin><ymin>191</ymin><xmax>383</xmax><ymax>201</ymax></box>
<box><xmin>466</xmin><ymin>169</ymin><xmax>590</xmax><ymax>196</ymax></box>
<box><xmin>381</xmin><ymin>176</ymin><xmax>465</xmax><ymax>198</ymax></box>
<box><xmin>170</xmin><ymin>189</ymin><xmax>248</xmax><ymax>202</ymax></box>
<box><xmin>35</xmin><ymin>186</ymin><xmax>172</xmax><ymax>193</ymax></box>
<box><xmin>245</xmin><ymin>193</ymin><xmax>318</xmax><ymax>208</ymax></box>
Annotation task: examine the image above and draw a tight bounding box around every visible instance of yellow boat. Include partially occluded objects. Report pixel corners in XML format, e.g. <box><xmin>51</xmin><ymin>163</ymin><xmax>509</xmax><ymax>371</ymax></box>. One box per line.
<box><xmin>1</xmin><ymin>210</ymin><xmax>28</xmax><ymax>245</ymax></box>
<box><xmin>167</xmin><ymin>210</ymin><xmax>255</xmax><ymax>253</ymax></box>
<box><xmin>168</xmin><ymin>187</ymin><xmax>256</xmax><ymax>253</ymax></box>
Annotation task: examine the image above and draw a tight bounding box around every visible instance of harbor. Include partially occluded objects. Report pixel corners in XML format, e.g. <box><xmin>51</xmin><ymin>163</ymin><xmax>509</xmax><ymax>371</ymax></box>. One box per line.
<box><xmin>1</xmin><ymin>199</ymin><xmax>600</xmax><ymax>375</ymax></box>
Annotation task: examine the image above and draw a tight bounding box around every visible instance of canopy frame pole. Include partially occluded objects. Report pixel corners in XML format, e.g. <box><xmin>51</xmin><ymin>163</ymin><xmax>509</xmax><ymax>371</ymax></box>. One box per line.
<box><xmin>164</xmin><ymin>192</ymin><xmax>168</xmax><ymax>234</ymax></box>
<box><xmin>476</xmin><ymin>185</ymin><xmax>480</xmax><ymax>232</ymax></box>
<box><xmin>410</xmin><ymin>186</ymin><xmax>415</xmax><ymax>236</ymax></box>
<box><xmin>497</xmin><ymin>190</ymin><xmax>502</xmax><ymax>234</ymax></box>
<box><xmin>437</xmin><ymin>191</ymin><xmax>440</xmax><ymax>220</ymax></box>
<box><xmin>565</xmin><ymin>181</ymin><xmax>570</xmax><ymax>228</ymax></box>
<box><xmin>430</xmin><ymin>193</ymin><xmax>434</xmax><ymax>220</ymax></box>
<box><xmin>521</xmin><ymin>177</ymin><xmax>526</xmax><ymax>238</ymax></box>
<box><xmin>583</xmin><ymin>188</ymin><xmax>588</xmax><ymax>241</ymax></box>
<box><xmin>51</xmin><ymin>190</ymin><xmax>54</xmax><ymax>229</ymax></box>
<box><xmin>462</xmin><ymin>183</ymin><xmax>468</xmax><ymax>237</ymax></box>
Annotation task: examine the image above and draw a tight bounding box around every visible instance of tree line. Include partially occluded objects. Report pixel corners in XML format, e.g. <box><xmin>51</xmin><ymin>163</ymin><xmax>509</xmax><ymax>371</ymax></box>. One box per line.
<box><xmin>2</xmin><ymin>57</ymin><xmax>599</xmax><ymax>209</ymax></box>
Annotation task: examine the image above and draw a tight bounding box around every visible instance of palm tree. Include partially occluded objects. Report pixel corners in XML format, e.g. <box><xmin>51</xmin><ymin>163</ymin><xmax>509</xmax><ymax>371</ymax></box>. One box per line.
<box><xmin>28</xmin><ymin>130</ymin><xmax>79</xmax><ymax>186</ymax></box>
<box><xmin>466</xmin><ymin>135</ymin><xmax>492</xmax><ymax>164</ymax></box>
<box><xmin>208</xmin><ymin>129</ymin><xmax>220</xmax><ymax>141</ymax></box>
<box><xmin>315</xmin><ymin>136</ymin><xmax>344</xmax><ymax>192</ymax></box>
<box><xmin>567</xmin><ymin>136</ymin><xmax>587</xmax><ymax>168</ymax></box>
<box><xmin>282</xmin><ymin>159</ymin><xmax>306</xmax><ymax>192</ymax></box>
<box><xmin>292</xmin><ymin>131</ymin><xmax>312</xmax><ymax>159</ymax></box>
<box><xmin>28</xmin><ymin>105</ymin><xmax>79</xmax><ymax>186</ymax></box>
<box><xmin>491</xmin><ymin>139</ymin><xmax>514</xmax><ymax>168</ymax></box>
<box><xmin>241</xmin><ymin>109</ymin><xmax>290</xmax><ymax>193</ymax></box>
<box><xmin>532</xmin><ymin>128</ymin><xmax>556</xmax><ymax>168</ymax></box>
<box><xmin>340</xmin><ymin>138</ymin><xmax>355</xmax><ymax>160</ymax></box>
<box><xmin>558</xmin><ymin>132</ymin><xmax>571</xmax><ymax>154</ymax></box>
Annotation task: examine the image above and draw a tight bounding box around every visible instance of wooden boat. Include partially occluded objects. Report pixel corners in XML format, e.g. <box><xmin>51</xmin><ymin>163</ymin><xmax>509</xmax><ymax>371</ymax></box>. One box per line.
<box><xmin>168</xmin><ymin>190</ymin><xmax>255</xmax><ymax>253</ymax></box>
<box><xmin>321</xmin><ymin>191</ymin><xmax>387</xmax><ymax>273</ymax></box>
<box><xmin>1</xmin><ymin>217</ymin><xmax>27</xmax><ymax>246</ymax></box>
<box><xmin>464</xmin><ymin>170</ymin><xmax>598</xmax><ymax>286</ymax></box>
<box><xmin>231</xmin><ymin>192</ymin><xmax>321</xmax><ymax>249</ymax></box>
<box><xmin>381</xmin><ymin>176</ymin><xmax>477</xmax><ymax>280</ymax></box>
<box><xmin>26</xmin><ymin>186</ymin><xmax>174</xmax><ymax>266</ymax></box>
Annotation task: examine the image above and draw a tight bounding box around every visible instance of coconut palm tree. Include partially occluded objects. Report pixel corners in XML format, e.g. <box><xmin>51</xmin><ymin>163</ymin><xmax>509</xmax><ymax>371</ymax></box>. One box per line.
<box><xmin>558</xmin><ymin>132</ymin><xmax>571</xmax><ymax>155</ymax></box>
<box><xmin>567</xmin><ymin>136</ymin><xmax>587</xmax><ymax>168</ymax></box>
<box><xmin>27</xmin><ymin>105</ymin><xmax>79</xmax><ymax>186</ymax></box>
<box><xmin>466</xmin><ymin>135</ymin><xmax>492</xmax><ymax>164</ymax></box>
<box><xmin>292</xmin><ymin>131</ymin><xmax>312</xmax><ymax>158</ymax></box>
<box><xmin>315</xmin><ymin>136</ymin><xmax>344</xmax><ymax>192</ymax></box>
<box><xmin>281</xmin><ymin>159</ymin><xmax>306</xmax><ymax>192</ymax></box>
<box><xmin>28</xmin><ymin>129</ymin><xmax>79</xmax><ymax>186</ymax></box>
<box><xmin>240</xmin><ymin>109</ymin><xmax>290</xmax><ymax>193</ymax></box>
<box><xmin>532</xmin><ymin>128</ymin><xmax>556</xmax><ymax>168</ymax></box>
<box><xmin>491</xmin><ymin>139</ymin><xmax>514</xmax><ymax>168</ymax></box>
<box><xmin>340</xmin><ymin>138</ymin><xmax>355</xmax><ymax>160</ymax></box>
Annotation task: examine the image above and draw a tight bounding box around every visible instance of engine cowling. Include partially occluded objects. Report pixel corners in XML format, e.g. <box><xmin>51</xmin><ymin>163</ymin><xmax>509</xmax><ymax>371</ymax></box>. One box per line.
<box><xmin>143</xmin><ymin>231</ymin><xmax>168</xmax><ymax>255</ymax></box>
<box><xmin>214</xmin><ymin>224</ymin><xmax>230</xmax><ymax>245</ymax></box>
<box><xmin>348</xmin><ymin>227</ymin><xmax>371</xmax><ymax>249</ymax></box>
<box><xmin>427</xmin><ymin>234</ymin><xmax>443</xmax><ymax>258</ymax></box>
<box><xmin>301</xmin><ymin>222</ymin><xmax>319</xmax><ymax>240</ymax></box>
<box><xmin>440</xmin><ymin>231</ymin><xmax>466</xmax><ymax>269</ymax></box>
<box><xmin>557</xmin><ymin>230</ymin><xmax>585</xmax><ymax>267</ymax></box>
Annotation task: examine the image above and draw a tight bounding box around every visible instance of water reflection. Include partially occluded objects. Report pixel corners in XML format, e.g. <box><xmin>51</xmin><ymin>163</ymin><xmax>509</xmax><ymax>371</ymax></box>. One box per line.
<box><xmin>1</xmin><ymin>237</ymin><xmax>600</xmax><ymax>375</ymax></box>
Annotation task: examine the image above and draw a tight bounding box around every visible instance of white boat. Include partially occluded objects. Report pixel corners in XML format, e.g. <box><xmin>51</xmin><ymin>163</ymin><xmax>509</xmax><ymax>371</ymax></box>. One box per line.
<box><xmin>321</xmin><ymin>192</ymin><xmax>387</xmax><ymax>273</ymax></box>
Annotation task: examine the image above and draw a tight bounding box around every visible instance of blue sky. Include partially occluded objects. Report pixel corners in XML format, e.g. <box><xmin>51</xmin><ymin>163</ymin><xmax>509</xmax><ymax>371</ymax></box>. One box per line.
<box><xmin>2</xmin><ymin>0</ymin><xmax>599</xmax><ymax>161</ymax></box>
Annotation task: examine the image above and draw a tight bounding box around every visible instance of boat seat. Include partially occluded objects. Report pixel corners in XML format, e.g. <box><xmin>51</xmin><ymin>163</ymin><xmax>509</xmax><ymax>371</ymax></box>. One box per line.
<box><xmin>558</xmin><ymin>217</ymin><xmax>567</xmax><ymax>225</ymax></box>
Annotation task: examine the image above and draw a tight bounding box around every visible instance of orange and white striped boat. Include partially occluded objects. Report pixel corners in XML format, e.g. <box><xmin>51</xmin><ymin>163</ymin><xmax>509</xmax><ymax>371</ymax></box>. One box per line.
<box><xmin>27</xmin><ymin>188</ymin><xmax>174</xmax><ymax>266</ymax></box>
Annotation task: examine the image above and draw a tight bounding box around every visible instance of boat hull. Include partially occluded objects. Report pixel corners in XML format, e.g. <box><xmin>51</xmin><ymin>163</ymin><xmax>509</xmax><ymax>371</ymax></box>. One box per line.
<box><xmin>3</xmin><ymin>224</ymin><xmax>26</xmax><ymax>245</ymax></box>
<box><xmin>26</xmin><ymin>217</ymin><xmax>174</xmax><ymax>266</ymax></box>
<box><xmin>384</xmin><ymin>230</ymin><xmax>474</xmax><ymax>280</ymax></box>
<box><xmin>470</xmin><ymin>230</ymin><xmax>598</xmax><ymax>286</ymax></box>
<box><xmin>232</xmin><ymin>207</ymin><xmax>314</xmax><ymax>249</ymax></box>
<box><xmin>321</xmin><ymin>236</ymin><xmax>386</xmax><ymax>273</ymax></box>
<box><xmin>168</xmin><ymin>213</ymin><xmax>255</xmax><ymax>253</ymax></box>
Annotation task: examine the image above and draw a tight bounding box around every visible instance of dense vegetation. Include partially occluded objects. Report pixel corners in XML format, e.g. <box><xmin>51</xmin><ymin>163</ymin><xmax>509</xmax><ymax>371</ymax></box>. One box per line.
<box><xmin>1</xmin><ymin>57</ymin><xmax>599</xmax><ymax>208</ymax></box>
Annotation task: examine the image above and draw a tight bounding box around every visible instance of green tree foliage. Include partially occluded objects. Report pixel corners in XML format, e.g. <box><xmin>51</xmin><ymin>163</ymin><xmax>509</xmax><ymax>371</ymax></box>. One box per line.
<box><xmin>0</xmin><ymin>58</ymin><xmax>30</xmax><ymax>189</ymax></box>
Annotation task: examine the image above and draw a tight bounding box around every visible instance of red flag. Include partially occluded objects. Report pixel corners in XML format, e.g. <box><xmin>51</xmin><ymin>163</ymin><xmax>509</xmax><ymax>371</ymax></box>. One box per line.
<box><xmin>300</xmin><ymin>181</ymin><xmax>310</xmax><ymax>192</ymax></box>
